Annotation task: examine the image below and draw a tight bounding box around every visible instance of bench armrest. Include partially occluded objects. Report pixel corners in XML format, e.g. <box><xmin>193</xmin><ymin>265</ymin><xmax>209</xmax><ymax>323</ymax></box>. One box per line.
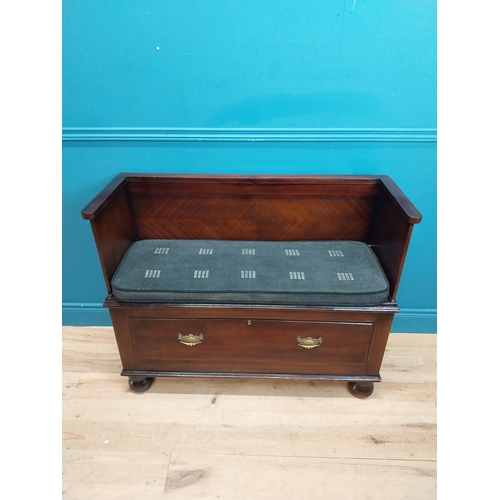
<box><xmin>81</xmin><ymin>174</ymin><xmax>135</xmax><ymax>294</ymax></box>
<box><xmin>81</xmin><ymin>174</ymin><xmax>128</xmax><ymax>220</ymax></box>
<box><xmin>379</xmin><ymin>176</ymin><xmax>422</xmax><ymax>225</ymax></box>
<box><xmin>370</xmin><ymin>176</ymin><xmax>422</xmax><ymax>300</ymax></box>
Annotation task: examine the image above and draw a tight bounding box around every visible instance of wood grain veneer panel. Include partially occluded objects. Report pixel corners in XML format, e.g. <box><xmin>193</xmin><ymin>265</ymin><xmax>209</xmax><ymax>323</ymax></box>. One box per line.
<box><xmin>130</xmin><ymin>193</ymin><xmax>378</xmax><ymax>241</ymax></box>
<box><xmin>134</xmin><ymin>219</ymin><xmax>258</xmax><ymax>240</ymax></box>
<box><xmin>255</xmin><ymin>195</ymin><xmax>376</xmax><ymax>241</ymax></box>
<box><xmin>130</xmin><ymin>194</ymin><xmax>256</xmax><ymax>220</ymax></box>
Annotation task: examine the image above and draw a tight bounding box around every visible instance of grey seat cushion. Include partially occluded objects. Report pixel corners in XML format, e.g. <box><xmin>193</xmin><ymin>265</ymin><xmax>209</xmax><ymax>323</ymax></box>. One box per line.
<box><xmin>111</xmin><ymin>240</ymin><xmax>389</xmax><ymax>306</ymax></box>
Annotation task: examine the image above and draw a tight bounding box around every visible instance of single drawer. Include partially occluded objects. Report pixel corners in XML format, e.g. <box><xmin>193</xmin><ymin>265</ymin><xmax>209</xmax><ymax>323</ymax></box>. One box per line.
<box><xmin>128</xmin><ymin>317</ymin><xmax>375</xmax><ymax>375</ymax></box>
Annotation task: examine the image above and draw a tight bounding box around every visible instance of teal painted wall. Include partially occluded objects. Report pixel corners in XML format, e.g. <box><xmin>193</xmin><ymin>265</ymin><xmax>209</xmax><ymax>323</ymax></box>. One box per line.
<box><xmin>63</xmin><ymin>0</ymin><xmax>437</xmax><ymax>332</ymax></box>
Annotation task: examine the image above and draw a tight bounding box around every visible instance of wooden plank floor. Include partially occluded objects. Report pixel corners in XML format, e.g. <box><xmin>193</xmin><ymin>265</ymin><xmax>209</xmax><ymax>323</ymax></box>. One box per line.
<box><xmin>62</xmin><ymin>327</ymin><xmax>436</xmax><ymax>499</ymax></box>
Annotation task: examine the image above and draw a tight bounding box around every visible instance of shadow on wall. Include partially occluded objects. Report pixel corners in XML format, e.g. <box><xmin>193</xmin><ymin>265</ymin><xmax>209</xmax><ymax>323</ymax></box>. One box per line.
<box><xmin>207</xmin><ymin>91</ymin><xmax>380</xmax><ymax>127</ymax></box>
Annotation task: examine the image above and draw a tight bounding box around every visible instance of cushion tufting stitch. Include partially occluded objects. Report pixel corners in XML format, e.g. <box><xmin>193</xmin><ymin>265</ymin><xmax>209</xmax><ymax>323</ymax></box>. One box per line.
<box><xmin>111</xmin><ymin>240</ymin><xmax>390</xmax><ymax>306</ymax></box>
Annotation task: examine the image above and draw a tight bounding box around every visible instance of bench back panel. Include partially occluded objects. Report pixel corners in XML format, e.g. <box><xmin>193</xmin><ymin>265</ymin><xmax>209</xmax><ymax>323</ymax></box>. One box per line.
<box><xmin>126</xmin><ymin>177</ymin><xmax>380</xmax><ymax>242</ymax></box>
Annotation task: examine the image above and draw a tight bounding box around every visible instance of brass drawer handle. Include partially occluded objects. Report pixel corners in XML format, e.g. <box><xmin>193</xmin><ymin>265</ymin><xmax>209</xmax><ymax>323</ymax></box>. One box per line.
<box><xmin>178</xmin><ymin>333</ymin><xmax>204</xmax><ymax>346</ymax></box>
<box><xmin>296</xmin><ymin>336</ymin><xmax>322</xmax><ymax>349</ymax></box>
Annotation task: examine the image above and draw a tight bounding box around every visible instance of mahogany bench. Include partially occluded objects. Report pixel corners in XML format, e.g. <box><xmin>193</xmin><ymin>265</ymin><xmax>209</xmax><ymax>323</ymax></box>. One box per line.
<box><xmin>81</xmin><ymin>174</ymin><xmax>421</xmax><ymax>398</ymax></box>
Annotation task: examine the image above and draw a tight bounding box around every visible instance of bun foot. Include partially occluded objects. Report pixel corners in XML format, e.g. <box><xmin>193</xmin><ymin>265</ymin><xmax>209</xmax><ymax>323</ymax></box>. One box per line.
<box><xmin>348</xmin><ymin>381</ymin><xmax>374</xmax><ymax>399</ymax></box>
<box><xmin>128</xmin><ymin>376</ymin><xmax>155</xmax><ymax>393</ymax></box>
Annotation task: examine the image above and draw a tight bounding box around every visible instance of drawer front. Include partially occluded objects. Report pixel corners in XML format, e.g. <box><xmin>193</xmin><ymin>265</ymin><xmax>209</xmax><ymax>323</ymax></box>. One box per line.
<box><xmin>128</xmin><ymin>318</ymin><xmax>374</xmax><ymax>375</ymax></box>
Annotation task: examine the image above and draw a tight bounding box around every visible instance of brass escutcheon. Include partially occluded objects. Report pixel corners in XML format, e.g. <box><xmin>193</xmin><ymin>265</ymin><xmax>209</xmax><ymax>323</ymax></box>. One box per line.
<box><xmin>178</xmin><ymin>332</ymin><xmax>204</xmax><ymax>346</ymax></box>
<box><xmin>296</xmin><ymin>335</ymin><xmax>323</xmax><ymax>349</ymax></box>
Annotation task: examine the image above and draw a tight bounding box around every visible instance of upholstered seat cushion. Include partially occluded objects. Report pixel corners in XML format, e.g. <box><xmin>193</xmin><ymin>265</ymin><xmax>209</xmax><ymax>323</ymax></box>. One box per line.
<box><xmin>111</xmin><ymin>240</ymin><xmax>390</xmax><ymax>306</ymax></box>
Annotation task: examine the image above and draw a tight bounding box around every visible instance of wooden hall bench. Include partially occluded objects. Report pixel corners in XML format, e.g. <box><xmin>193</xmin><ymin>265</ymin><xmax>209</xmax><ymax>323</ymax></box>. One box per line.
<box><xmin>81</xmin><ymin>174</ymin><xmax>422</xmax><ymax>398</ymax></box>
